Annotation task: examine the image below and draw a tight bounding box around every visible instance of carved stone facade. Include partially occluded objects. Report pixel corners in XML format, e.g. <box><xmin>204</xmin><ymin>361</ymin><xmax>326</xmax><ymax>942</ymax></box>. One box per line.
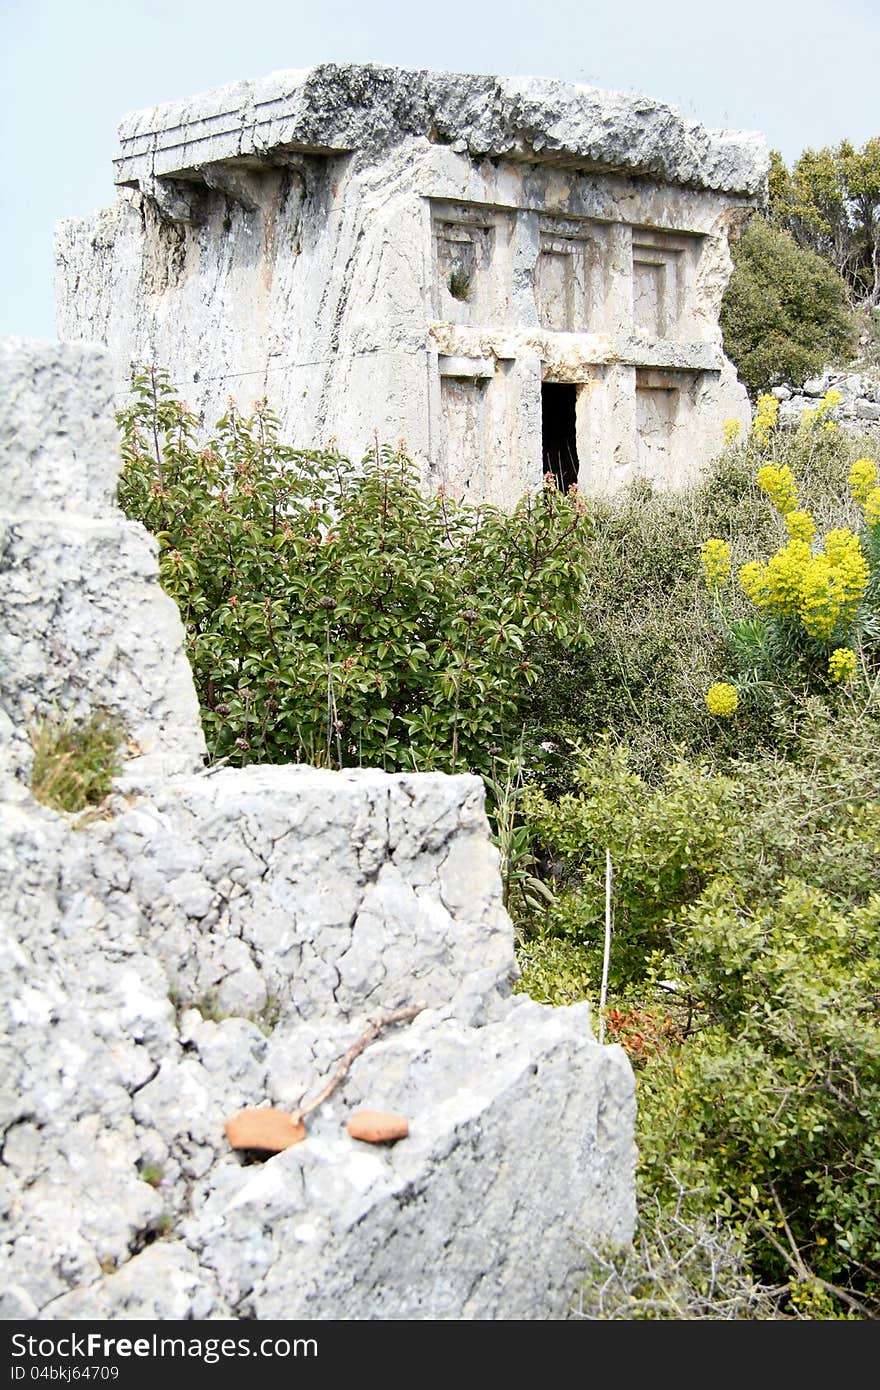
<box><xmin>55</xmin><ymin>63</ymin><xmax>768</xmax><ymax>502</ymax></box>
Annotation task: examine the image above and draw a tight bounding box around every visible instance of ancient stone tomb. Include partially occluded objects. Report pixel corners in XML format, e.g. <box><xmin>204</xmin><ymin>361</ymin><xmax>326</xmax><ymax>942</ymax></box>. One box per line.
<box><xmin>55</xmin><ymin>63</ymin><xmax>768</xmax><ymax>502</ymax></box>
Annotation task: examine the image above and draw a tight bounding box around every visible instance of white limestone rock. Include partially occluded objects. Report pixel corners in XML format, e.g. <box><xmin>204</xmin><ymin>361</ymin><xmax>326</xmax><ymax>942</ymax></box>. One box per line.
<box><xmin>112</xmin><ymin>63</ymin><xmax>769</xmax><ymax>197</ymax></box>
<box><xmin>0</xmin><ymin>337</ymin><xmax>637</xmax><ymax>1320</ymax></box>
<box><xmin>0</xmin><ymin>338</ymin><xmax>206</xmax><ymax>783</ymax></box>
<box><xmin>188</xmin><ymin>1002</ymin><xmax>635</xmax><ymax>1320</ymax></box>
<box><xmin>0</xmin><ymin>339</ymin><xmax>120</xmax><ymax>517</ymax></box>
<box><xmin>1</xmin><ymin>761</ymin><xmax>636</xmax><ymax>1319</ymax></box>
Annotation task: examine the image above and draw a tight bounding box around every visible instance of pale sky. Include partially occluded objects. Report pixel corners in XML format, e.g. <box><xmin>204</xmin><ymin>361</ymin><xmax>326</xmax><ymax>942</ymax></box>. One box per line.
<box><xmin>2</xmin><ymin>0</ymin><xmax>878</xmax><ymax>338</ymax></box>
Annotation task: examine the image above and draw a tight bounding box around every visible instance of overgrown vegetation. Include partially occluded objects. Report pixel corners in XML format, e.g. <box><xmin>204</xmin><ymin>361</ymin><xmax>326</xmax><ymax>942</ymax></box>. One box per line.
<box><xmin>721</xmin><ymin>137</ymin><xmax>880</xmax><ymax>396</ymax></box>
<box><xmin>516</xmin><ymin>413</ymin><xmax>880</xmax><ymax>1318</ymax></box>
<box><xmin>521</xmin><ymin>390</ymin><xmax>878</xmax><ymax>778</ymax></box>
<box><xmin>29</xmin><ymin>708</ymin><xmax>124</xmax><ymax>814</ymax></box>
<box><xmin>701</xmin><ymin>400</ymin><xmax>880</xmax><ymax>708</ymax></box>
<box><xmin>721</xmin><ymin>215</ymin><xmax>855</xmax><ymax>397</ymax></box>
<box><xmin>118</xmin><ymin>367</ymin><xmax>589</xmax><ymax>778</ymax></box>
<box><xmin>119</xmin><ymin>367</ymin><xmax>880</xmax><ymax>1317</ymax></box>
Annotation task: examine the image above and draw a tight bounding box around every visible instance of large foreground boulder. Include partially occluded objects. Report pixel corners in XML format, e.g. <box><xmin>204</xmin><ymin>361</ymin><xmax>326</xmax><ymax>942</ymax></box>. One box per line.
<box><xmin>0</xmin><ymin>338</ymin><xmax>636</xmax><ymax>1319</ymax></box>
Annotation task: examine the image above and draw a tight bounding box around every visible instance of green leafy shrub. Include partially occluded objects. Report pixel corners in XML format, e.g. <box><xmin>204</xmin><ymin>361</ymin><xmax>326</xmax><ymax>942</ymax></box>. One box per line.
<box><xmin>117</xmin><ymin>368</ymin><xmax>590</xmax><ymax>776</ymax></box>
<box><xmin>515</xmin><ymin>933</ymin><xmax>593</xmax><ymax>1007</ymax></box>
<box><xmin>522</xmin><ymin>740</ymin><xmax>734</xmax><ymax>991</ymax></box>
<box><xmin>519</xmin><ymin>697</ymin><xmax>880</xmax><ymax>1315</ymax></box>
<box><xmin>637</xmin><ymin>874</ymin><xmax>880</xmax><ymax>1315</ymax></box>
<box><xmin>720</xmin><ymin>214</ymin><xmax>856</xmax><ymax>397</ymax></box>
<box><xmin>29</xmin><ymin>709</ymin><xmax>124</xmax><ymax>814</ymax></box>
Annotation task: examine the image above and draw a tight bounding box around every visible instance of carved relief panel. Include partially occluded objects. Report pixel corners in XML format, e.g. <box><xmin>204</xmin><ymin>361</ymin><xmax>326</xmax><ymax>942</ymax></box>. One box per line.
<box><xmin>631</xmin><ymin>229</ymin><xmax>701</xmax><ymax>340</ymax></box>
<box><xmin>432</xmin><ymin>203</ymin><xmax>508</xmax><ymax>322</ymax></box>
<box><xmin>535</xmin><ymin>219</ymin><xmax>609</xmax><ymax>333</ymax></box>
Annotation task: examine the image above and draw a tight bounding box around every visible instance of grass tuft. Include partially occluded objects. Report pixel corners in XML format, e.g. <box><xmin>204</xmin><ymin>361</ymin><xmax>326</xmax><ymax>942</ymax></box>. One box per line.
<box><xmin>29</xmin><ymin>709</ymin><xmax>125</xmax><ymax>814</ymax></box>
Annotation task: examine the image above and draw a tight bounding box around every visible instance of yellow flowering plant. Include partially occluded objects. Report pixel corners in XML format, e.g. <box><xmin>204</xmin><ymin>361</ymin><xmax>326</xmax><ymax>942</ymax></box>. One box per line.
<box><xmin>828</xmin><ymin>647</ymin><xmax>856</xmax><ymax>683</ymax></box>
<box><xmin>783</xmin><ymin>509</ymin><xmax>816</xmax><ymax>543</ymax></box>
<box><xmin>700</xmin><ymin>538</ymin><xmax>732</xmax><ymax>590</ymax></box>
<box><xmin>705</xmin><ymin>682</ymin><xmax>739</xmax><ymax>717</ymax></box>
<box><xmin>750</xmin><ymin>393</ymin><xmax>780</xmax><ymax>449</ymax></box>
<box><xmin>848</xmin><ymin>457</ymin><xmax>878</xmax><ymax>506</ymax></box>
<box><xmin>798</xmin><ymin>387</ymin><xmax>842</xmax><ymax>437</ymax></box>
<box><xmin>702</xmin><ymin>450</ymin><xmax>880</xmax><ymax>704</ymax></box>
<box><xmin>756</xmin><ymin>462</ymin><xmax>799</xmax><ymax>515</ymax></box>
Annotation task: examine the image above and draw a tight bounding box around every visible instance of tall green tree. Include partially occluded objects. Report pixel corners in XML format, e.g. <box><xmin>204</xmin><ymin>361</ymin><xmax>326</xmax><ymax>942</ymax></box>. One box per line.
<box><xmin>769</xmin><ymin>139</ymin><xmax>880</xmax><ymax>306</ymax></box>
<box><xmin>720</xmin><ymin>215</ymin><xmax>855</xmax><ymax>396</ymax></box>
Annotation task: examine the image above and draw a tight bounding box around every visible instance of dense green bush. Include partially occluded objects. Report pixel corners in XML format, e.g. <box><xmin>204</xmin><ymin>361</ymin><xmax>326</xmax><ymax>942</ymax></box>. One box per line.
<box><xmin>117</xmin><ymin>367</ymin><xmax>590</xmax><ymax>776</ymax></box>
<box><xmin>518</xmin><ymin>697</ymin><xmax>880</xmax><ymax>1315</ymax></box>
<box><xmin>720</xmin><ymin>214</ymin><xmax>855</xmax><ymax>397</ymax></box>
<box><xmin>638</xmin><ymin>878</ymin><xmax>880</xmax><ymax>1314</ymax></box>
<box><xmin>523</xmin><ymin>741</ymin><xmax>734</xmax><ymax>990</ymax></box>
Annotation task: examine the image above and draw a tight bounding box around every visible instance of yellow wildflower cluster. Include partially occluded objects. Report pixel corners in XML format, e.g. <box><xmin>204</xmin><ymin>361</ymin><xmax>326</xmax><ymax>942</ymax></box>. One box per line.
<box><xmin>865</xmin><ymin>487</ymin><xmax>880</xmax><ymax>528</ymax></box>
<box><xmin>700</xmin><ymin>538</ymin><xmax>732</xmax><ymax>589</ymax></box>
<box><xmin>784</xmin><ymin>509</ymin><xmax>816</xmax><ymax>543</ymax></box>
<box><xmin>738</xmin><ymin>560</ymin><xmax>769</xmax><ymax>605</ymax></box>
<box><xmin>756</xmin><ymin>463</ymin><xmax>799</xmax><ymax>515</ymax></box>
<box><xmin>750</xmin><ymin>393</ymin><xmax>779</xmax><ymax>448</ymax></box>
<box><xmin>828</xmin><ymin>647</ymin><xmax>856</xmax><ymax>683</ymax></box>
<box><xmin>799</xmin><ymin>387</ymin><xmax>842</xmax><ymax>435</ymax></box>
<box><xmin>848</xmin><ymin>457</ymin><xmax>878</xmax><ymax>506</ymax></box>
<box><xmin>705</xmin><ymin>682</ymin><xmax>738</xmax><ymax>717</ymax></box>
<box><xmin>723</xmin><ymin>418</ymin><xmax>742</xmax><ymax>445</ymax></box>
<box><xmin>738</xmin><ymin>527</ymin><xmax>869</xmax><ymax>639</ymax></box>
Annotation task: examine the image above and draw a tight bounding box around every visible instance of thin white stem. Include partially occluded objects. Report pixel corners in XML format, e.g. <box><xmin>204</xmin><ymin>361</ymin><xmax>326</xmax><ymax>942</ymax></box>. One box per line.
<box><xmin>599</xmin><ymin>848</ymin><xmax>612</xmax><ymax>1045</ymax></box>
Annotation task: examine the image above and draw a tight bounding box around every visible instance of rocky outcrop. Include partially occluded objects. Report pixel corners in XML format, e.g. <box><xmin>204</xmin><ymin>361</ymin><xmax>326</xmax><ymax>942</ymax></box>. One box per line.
<box><xmin>0</xmin><ymin>338</ymin><xmax>206</xmax><ymax>786</ymax></box>
<box><xmin>0</xmin><ymin>338</ymin><xmax>637</xmax><ymax>1320</ymax></box>
<box><xmin>771</xmin><ymin>368</ymin><xmax>880</xmax><ymax>432</ymax></box>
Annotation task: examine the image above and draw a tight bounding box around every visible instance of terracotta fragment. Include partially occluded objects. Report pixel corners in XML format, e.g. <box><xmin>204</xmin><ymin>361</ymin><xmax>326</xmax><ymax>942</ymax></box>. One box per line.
<box><xmin>225</xmin><ymin>1107</ymin><xmax>306</xmax><ymax>1152</ymax></box>
<box><xmin>347</xmin><ymin>1110</ymin><xmax>409</xmax><ymax>1144</ymax></box>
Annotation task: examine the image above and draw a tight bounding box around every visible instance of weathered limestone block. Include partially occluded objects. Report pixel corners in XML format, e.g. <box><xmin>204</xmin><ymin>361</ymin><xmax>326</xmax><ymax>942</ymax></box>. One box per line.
<box><xmin>61</xmin><ymin>765</ymin><xmax>516</xmax><ymax>1022</ymax></box>
<box><xmin>189</xmin><ymin>1001</ymin><xmax>633</xmax><ymax>1321</ymax></box>
<box><xmin>0</xmin><ymin>338</ymin><xmax>637</xmax><ymax>1320</ymax></box>
<box><xmin>55</xmin><ymin>63</ymin><xmax>767</xmax><ymax>502</ymax></box>
<box><xmin>0</xmin><ymin>338</ymin><xmax>206</xmax><ymax>783</ymax></box>
<box><xmin>1</xmin><ymin>762</ymin><xmax>636</xmax><ymax>1320</ymax></box>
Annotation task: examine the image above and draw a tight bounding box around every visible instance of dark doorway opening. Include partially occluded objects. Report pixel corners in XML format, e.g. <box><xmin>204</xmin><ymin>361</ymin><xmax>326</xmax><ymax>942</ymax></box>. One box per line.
<box><xmin>541</xmin><ymin>383</ymin><xmax>579</xmax><ymax>492</ymax></box>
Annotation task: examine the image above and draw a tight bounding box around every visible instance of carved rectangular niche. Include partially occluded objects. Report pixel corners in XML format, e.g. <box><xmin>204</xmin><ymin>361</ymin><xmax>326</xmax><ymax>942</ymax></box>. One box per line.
<box><xmin>631</xmin><ymin>229</ymin><xmax>700</xmax><ymax>340</ymax></box>
<box><xmin>635</xmin><ymin>368</ymin><xmax>697</xmax><ymax>480</ymax></box>
<box><xmin>439</xmin><ymin>376</ymin><xmax>489</xmax><ymax>498</ymax></box>
<box><xmin>432</xmin><ymin>203</ymin><xmax>504</xmax><ymax>321</ymax></box>
<box><xmin>535</xmin><ymin>219</ymin><xmax>609</xmax><ymax>333</ymax></box>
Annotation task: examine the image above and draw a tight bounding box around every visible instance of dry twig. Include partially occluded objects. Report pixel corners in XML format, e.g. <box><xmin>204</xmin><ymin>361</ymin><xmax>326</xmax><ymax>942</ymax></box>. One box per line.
<box><xmin>292</xmin><ymin>1002</ymin><xmax>428</xmax><ymax>1124</ymax></box>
